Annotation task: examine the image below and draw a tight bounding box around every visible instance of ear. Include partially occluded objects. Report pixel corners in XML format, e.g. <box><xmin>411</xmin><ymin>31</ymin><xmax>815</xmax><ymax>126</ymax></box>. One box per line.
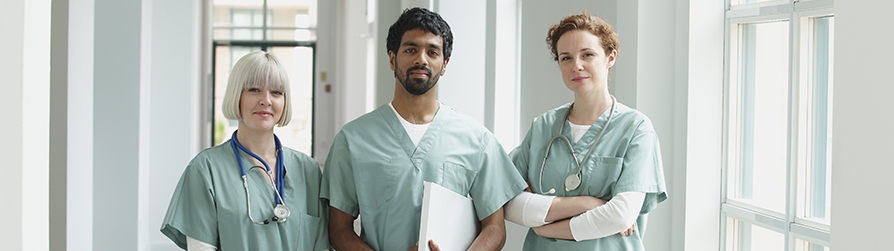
<box><xmin>607</xmin><ymin>49</ymin><xmax>618</xmax><ymax>68</ymax></box>
<box><xmin>439</xmin><ymin>57</ymin><xmax>450</xmax><ymax>76</ymax></box>
<box><xmin>389</xmin><ymin>51</ymin><xmax>396</xmax><ymax>71</ymax></box>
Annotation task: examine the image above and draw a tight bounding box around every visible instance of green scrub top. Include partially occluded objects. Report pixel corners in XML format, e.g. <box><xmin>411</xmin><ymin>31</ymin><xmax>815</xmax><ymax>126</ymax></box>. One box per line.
<box><xmin>510</xmin><ymin>102</ymin><xmax>668</xmax><ymax>251</ymax></box>
<box><xmin>160</xmin><ymin>139</ymin><xmax>329</xmax><ymax>251</ymax></box>
<box><xmin>322</xmin><ymin>104</ymin><xmax>527</xmax><ymax>251</ymax></box>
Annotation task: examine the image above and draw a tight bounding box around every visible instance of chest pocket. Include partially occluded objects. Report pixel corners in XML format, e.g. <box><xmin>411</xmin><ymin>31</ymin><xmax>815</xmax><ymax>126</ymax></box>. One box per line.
<box><xmin>292</xmin><ymin>213</ymin><xmax>323</xmax><ymax>249</ymax></box>
<box><xmin>439</xmin><ymin>162</ymin><xmax>477</xmax><ymax>196</ymax></box>
<box><xmin>356</xmin><ymin>157</ymin><xmax>397</xmax><ymax>209</ymax></box>
<box><xmin>583</xmin><ymin>156</ymin><xmax>623</xmax><ymax>198</ymax></box>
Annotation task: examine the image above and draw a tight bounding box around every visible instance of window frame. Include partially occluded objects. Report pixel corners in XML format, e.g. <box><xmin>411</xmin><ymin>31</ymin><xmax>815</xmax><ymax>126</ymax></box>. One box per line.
<box><xmin>721</xmin><ymin>0</ymin><xmax>834</xmax><ymax>250</ymax></box>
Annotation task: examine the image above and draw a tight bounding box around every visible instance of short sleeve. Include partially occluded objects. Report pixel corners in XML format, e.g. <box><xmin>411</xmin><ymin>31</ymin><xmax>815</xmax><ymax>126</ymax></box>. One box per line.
<box><xmin>160</xmin><ymin>162</ymin><xmax>220</xmax><ymax>249</ymax></box>
<box><xmin>509</xmin><ymin>126</ymin><xmax>535</xmax><ymax>181</ymax></box>
<box><xmin>469</xmin><ymin>135</ymin><xmax>528</xmax><ymax>220</ymax></box>
<box><xmin>613</xmin><ymin>129</ymin><xmax>668</xmax><ymax>214</ymax></box>
<box><xmin>320</xmin><ymin>132</ymin><xmax>360</xmax><ymax>216</ymax></box>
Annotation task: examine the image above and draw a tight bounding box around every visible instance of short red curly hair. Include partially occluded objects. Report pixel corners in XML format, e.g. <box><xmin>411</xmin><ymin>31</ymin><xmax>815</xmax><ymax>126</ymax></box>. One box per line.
<box><xmin>546</xmin><ymin>10</ymin><xmax>620</xmax><ymax>61</ymax></box>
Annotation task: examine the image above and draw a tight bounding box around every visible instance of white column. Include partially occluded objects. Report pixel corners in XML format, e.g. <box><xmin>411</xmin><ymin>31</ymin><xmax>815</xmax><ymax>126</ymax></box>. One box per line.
<box><xmin>676</xmin><ymin>0</ymin><xmax>724</xmax><ymax>250</ymax></box>
<box><xmin>436</xmin><ymin>0</ymin><xmax>487</xmax><ymax>124</ymax></box>
<box><xmin>831</xmin><ymin>1</ymin><xmax>894</xmax><ymax>250</ymax></box>
<box><xmin>92</xmin><ymin>0</ymin><xmax>142</xmax><ymax>249</ymax></box>
<box><xmin>147</xmin><ymin>0</ymin><xmax>203</xmax><ymax>249</ymax></box>
<box><xmin>0</xmin><ymin>0</ymin><xmax>27</xmax><ymax>249</ymax></box>
<box><xmin>67</xmin><ymin>0</ymin><xmax>95</xmax><ymax>250</ymax></box>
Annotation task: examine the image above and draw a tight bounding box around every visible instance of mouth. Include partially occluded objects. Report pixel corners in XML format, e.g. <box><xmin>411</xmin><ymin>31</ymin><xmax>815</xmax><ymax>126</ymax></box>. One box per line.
<box><xmin>572</xmin><ymin>76</ymin><xmax>589</xmax><ymax>82</ymax></box>
<box><xmin>410</xmin><ymin>70</ymin><xmax>429</xmax><ymax>78</ymax></box>
<box><xmin>406</xmin><ymin>66</ymin><xmax>432</xmax><ymax>79</ymax></box>
<box><xmin>254</xmin><ymin>111</ymin><xmax>274</xmax><ymax>118</ymax></box>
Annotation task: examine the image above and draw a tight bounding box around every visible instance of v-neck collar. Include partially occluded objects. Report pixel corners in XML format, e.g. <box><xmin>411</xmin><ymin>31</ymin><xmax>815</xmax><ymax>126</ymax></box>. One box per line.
<box><xmin>378</xmin><ymin>103</ymin><xmax>444</xmax><ymax>170</ymax></box>
<box><xmin>557</xmin><ymin>103</ymin><xmax>615</xmax><ymax>157</ymax></box>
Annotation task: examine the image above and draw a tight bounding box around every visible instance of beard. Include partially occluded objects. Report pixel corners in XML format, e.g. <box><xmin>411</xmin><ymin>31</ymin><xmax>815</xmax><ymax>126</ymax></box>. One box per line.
<box><xmin>395</xmin><ymin>65</ymin><xmax>439</xmax><ymax>96</ymax></box>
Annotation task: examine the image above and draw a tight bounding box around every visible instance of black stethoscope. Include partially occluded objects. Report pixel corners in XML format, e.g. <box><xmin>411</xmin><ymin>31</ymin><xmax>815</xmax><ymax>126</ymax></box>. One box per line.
<box><xmin>539</xmin><ymin>96</ymin><xmax>615</xmax><ymax>195</ymax></box>
<box><xmin>230</xmin><ymin>130</ymin><xmax>290</xmax><ymax>224</ymax></box>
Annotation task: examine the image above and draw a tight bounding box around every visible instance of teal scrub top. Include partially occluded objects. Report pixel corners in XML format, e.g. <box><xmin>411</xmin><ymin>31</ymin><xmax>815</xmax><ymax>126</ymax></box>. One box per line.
<box><xmin>322</xmin><ymin>104</ymin><xmax>527</xmax><ymax>251</ymax></box>
<box><xmin>510</xmin><ymin>102</ymin><xmax>668</xmax><ymax>251</ymax></box>
<box><xmin>160</xmin><ymin>139</ymin><xmax>329</xmax><ymax>251</ymax></box>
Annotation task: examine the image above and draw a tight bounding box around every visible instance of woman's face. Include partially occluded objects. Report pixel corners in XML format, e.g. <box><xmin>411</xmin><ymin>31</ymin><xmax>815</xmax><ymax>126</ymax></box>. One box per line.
<box><xmin>556</xmin><ymin>29</ymin><xmax>616</xmax><ymax>95</ymax></box>
<box><xmin>239</xmin><ymin>85</ymin><xmax>284</xmax><ymax>132</ymax></box>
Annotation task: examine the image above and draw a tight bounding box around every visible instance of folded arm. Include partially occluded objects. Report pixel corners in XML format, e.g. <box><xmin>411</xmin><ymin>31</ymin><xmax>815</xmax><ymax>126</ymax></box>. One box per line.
<box><xmin>533</xmin><ymin>191</ymin><xmax>645</xmax><ymax>241</ymax></box>
<box><xmin>505</xmin><ymin>191</ymin><xmax>607</xmax><ymax>227</ymax></box>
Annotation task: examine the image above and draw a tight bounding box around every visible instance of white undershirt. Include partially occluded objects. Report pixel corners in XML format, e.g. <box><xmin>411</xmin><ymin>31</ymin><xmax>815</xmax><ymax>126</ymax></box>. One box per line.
<box><xmin>568</xmin><ymin>121</ymin><xmax>591</xmax><ymax>143</ymax></box>
<box><xmin>389</xmin><ymin>102</ymin><xmax>432</xmax><ymax>147</ymax></box>
<box><xmin>505</xmin><ymin>191</ymin><xmax>645</xmax><ymax>241</ymax></box>
<box><xmin>187</xmin><ymin>236</ymin><xmax>217</xmax><ymax>250</ymax></box>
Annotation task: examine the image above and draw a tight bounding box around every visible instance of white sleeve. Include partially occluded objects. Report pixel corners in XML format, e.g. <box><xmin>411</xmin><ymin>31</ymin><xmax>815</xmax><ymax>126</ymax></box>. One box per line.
<box><xmin>504</xmin><ymin>191</ymin><xmax>555</xmax><ymax>227</ymax></box>
<box><xmin>568</xmin><ymin>191</ymin><xmax>645</xmax><ymax>241</ymax></box>
<box><xmin>187</xmin><ymin>236</ymin><xmax>218</xmax><ymax>251</ymax></box>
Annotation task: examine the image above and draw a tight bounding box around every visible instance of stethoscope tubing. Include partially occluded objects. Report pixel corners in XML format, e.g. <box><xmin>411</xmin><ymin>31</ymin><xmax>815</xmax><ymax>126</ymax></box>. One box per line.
<box><xmin>538</xmin><ymin>96</ymin><xmax>615</xmax><ymax>195</ymax></box>
<box><xmin>231</xmin><ymin>130</ymin><xmax>289</xmax><ymax>224</ymax></box>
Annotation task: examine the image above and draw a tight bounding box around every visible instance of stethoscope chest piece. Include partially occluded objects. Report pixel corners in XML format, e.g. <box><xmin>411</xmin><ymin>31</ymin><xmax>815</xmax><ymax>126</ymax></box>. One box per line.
<box><xmin>539</xmin><ymin>96</ymin><xmax>616</xmax><ymax>195</ymax></box>
<box><xmin>565</xmin><ymin>173</ymin><xmax>582</xmax><ymax>192</ymax></box>
<box><xmin>273</xmin><ymin>204</ymin><xmax>290</xmax><ymax>223</ymax></box>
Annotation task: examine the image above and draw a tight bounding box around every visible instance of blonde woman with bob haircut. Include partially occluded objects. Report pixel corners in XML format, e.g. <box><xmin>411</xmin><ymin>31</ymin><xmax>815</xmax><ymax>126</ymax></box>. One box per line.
<box><xmin>504</xmin><ymin>11</ymin><xmax>667</xmax><ymax>250</ymax></box>
<box><xmin>161</xmin><ymin>51</ymin><xmax>329</xmax><ymax>251</ymax></box>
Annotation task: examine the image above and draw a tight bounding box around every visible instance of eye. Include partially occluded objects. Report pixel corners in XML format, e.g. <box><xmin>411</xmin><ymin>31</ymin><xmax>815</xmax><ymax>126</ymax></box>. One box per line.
<box><xmin>247</xmin><ymin>88</ymin><xmax>260</xmax><ymax>92</ymax></box>
<box><xmin>272</xmin><ymin>90</ymin><xmax>283</xmax><ymax>95</ymax></box>
<box><xmin>404</xmin><ymin>48</ymin><xmax>417</xmax><ymax>53</ymax></box>
<box><xmin>560</xmin><ymin>56</ymin><xmax>571</xmax><ymax>62</ymax></box>
<box><xmin>428</xmin><ymin>50</ymin><xmax>440</xmax><ymax>57</ymax></box>
<box><xmin>584</xmin><ymin>53</ymin><xmax>595</xmax><ymax>57</ymax></box>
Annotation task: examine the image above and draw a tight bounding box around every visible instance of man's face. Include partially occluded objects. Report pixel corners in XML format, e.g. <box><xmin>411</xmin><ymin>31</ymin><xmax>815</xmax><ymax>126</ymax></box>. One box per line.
<box><xmin>389</xmin><ymin>28</ymin><xmax>449</xmax><ymax>96</ymax></box>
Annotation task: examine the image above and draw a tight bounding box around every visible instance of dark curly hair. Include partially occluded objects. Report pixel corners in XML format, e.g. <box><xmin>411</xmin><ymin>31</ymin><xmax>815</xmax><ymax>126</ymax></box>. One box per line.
<box><xmin>386</xmin><ymin>7</ymin><xmax>453</xmax><ymax>61</ymax></box>
<box><xmin>546</xmin><ymin>10</ymin><xmax>619</xmax><ymax>62</ymax></box>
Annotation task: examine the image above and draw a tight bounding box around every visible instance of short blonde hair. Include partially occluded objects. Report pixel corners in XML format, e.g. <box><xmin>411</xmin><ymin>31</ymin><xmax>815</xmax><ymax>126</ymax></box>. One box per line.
<box><xmin>222</xmin><ymin>51</ymin><xmax>292</xmax><ymax>127</ymax></box>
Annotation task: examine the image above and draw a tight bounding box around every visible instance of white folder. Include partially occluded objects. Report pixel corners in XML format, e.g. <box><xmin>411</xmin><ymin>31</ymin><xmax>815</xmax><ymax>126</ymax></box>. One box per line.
<box><xmin>418</xmin><ymin>181</ymin><xmax>480</xmax><ymax>251</ymax></box>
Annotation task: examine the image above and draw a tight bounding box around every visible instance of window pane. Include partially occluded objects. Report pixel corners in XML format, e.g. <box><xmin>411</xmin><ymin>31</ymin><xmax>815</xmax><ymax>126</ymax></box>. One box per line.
<box><xmin>806</xmin><ymin>16</ymin><xmax>833</xmax><ymax>223</ymax></box>
<box><xmin>732</xmin><ymin>0</ymin><xmax>779</xmax><ymax>5</ymax></box>
<box><xmin>213</xmin><ymin>0</ymin><xmax>316</xmax><ymax>41</ymax></box>
<box><xmin>794</xmin><ymin>238</ymin><xmax>830</xmax><ymax>251</ymax></box>
<box><xmin>735</xmin><ymin>21</ymin><xmax>790</xmax><ymax>213</ymax></box>
<box><xmin>725</xmin><ymin>217</ymin><xmax>785</xmax><ymax>251</ymax></box>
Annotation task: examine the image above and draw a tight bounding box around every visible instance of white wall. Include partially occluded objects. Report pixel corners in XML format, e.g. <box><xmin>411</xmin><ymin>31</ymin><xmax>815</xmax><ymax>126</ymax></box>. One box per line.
<box><xmin>146</xmin><ymin>0</ymin><xmax>203</xmax><ymax>249</ymax></box>
<box><xmin>0</xmin><ymin>0</ymin><xmax>46</xmax><ymax>250</ymax></box>
<box><xmin>67</xmin><ymin>0</ymin><xmax>95</xmax><ymax>249</ymax></box>
<box><xmin>831</xmin><ymin>1</ymin><xmax>894</xmax><ymax>250</ymax></box>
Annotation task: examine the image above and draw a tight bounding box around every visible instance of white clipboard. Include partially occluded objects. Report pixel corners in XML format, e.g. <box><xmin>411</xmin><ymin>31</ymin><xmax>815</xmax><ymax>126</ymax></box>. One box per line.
<box><xmin>418</xmin><ymin>181</ymin><xmax>480</xmax><ymax>251</ymax></box>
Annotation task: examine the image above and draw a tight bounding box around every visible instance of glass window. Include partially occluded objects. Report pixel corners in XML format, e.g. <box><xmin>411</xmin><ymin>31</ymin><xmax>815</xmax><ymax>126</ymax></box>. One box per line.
<box><xmin>725</xmin><ymin>217</ymin><xmax>785</xmax><ymax>251</ymax></box>
<box><xmin>732</xmin><ymin>21</ymin><xmax>790</xmax><ymax>214</ymax></box>
<box><xmin>210</xmin><ymin>0</ymin><xmax>318</xmax><ymax>156</ymax></box>
<box><xmin>723</xmin><ymin>1</ymin><xmax>833</xmax><ymax>250</ymax></box>
<box><xmin>794</xmin><ymin>238</ymin><xmax>830</xmax><ymax>251</ymax></box>
<box><xmin>803</xmin><ymin>16</ymin><xmax>833</xmax><ymax>224</ymax></box>
<box><xmin>213</xmin><ymin>0</ymin><xmax>316</xmax><ymax>41</ymax></box>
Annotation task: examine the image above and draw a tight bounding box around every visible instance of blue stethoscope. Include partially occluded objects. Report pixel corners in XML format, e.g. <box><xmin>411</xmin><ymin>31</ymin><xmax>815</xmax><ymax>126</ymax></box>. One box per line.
<box><xmin>230</xmin><ymin>130</ymin><xmax>290</xmax><ymax>224</ymax></box>
<box><xmin>539</xmin><ymin>96</ymin><xmax>615</xmax><ymax>195</ymax></box>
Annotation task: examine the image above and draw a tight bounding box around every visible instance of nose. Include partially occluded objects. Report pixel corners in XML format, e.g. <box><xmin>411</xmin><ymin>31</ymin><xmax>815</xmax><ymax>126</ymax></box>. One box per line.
<box><xmin>414</xmin><ymin>52</ymin><xmax>428</xmax><ymax>67</ymax></box>
<box><xmin>573</xmin><ymin>58</ymin><xmax>584</xmax><ymax>71</ymax></box>
<box><xmin>259</xmin><ymin>92</ymin><xmax>271</xmax><ymax>106</ymax></box>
